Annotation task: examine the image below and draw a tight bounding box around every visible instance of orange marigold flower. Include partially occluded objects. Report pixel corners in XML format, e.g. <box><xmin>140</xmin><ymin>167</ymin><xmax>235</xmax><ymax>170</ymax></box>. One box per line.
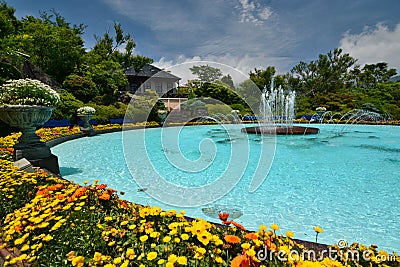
<box><xmin>99</xmin><ymin>192</ymin><xmax>110</xmax><ymax>200</ymax></box>
<box><xmin>96</xmin><ymin>184</ymin><xmax>107</xmax><ymax>190</ymax></box>
<box><xmin>218</xmin><ymin>212</ymin><xmax>230</xmax><ymax>221</ymax></box>
<box><xmin>14</xmin><ymin>225</ymin><xmax>23</xmax><ymax>232</ymax></box>
<box><xmin>231</xmin><ymin>255</ymin><xmax>250</xmax><ymax>267</ymax></box>
<box><xmin>264</xmin><ymin>239</ymin><xmax>277</xmax><ymax>251</ymax></box>
<box><xmin>244</xmin><ymin>232</ymin><xmax>258</xmax><ymax>240</ymax></box>
<box><xmin>119</xmin><ymin>200</ymin><xmax>128</xmax><ymax>209</ymax></box>
<box><xmin>74</xmin><ymin>187</ymin><xmax>87</xmax><ymax>197</ymax></box>
<box><xmin>231</xmin><ymin>220</ymin><xmax>246</xmax><ymax>231</ymax></box>
<box><xmin>108</xmin><ymin>188</ymin><xmax>117</xmax><ymax>194</ymax></box>
<box><xmin>224</xmin><ymin>235</ymin><xmax>241</xmax><ymax>244</ymax></box>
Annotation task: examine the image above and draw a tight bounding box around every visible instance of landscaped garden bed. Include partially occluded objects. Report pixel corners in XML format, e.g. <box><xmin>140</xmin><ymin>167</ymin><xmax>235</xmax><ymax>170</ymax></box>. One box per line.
<box><xmin>0</xmin><ymin>129</ymin><xmax>399</xmax><ymax>267</ymax></box>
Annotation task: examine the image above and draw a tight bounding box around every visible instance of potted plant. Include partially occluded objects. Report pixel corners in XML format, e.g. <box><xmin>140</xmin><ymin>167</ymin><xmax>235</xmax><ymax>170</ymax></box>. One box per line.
<box><xmin>316</xmin><ymin>106</ymin><xmax>327</xmax><ymax>116</ymax></box>
<box><xmin>0</xmin><ymin>78</ymin><xmax>60</xmax><ymax>173</ymax></box>
<box><xmin>77</xmin><ymin>106</ymin><xmax>96</xmax><ymax>133</ymax></box>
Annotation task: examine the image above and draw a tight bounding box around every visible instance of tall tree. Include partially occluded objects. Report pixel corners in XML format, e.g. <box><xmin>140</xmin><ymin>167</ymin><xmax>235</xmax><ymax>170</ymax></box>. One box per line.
<box><xmin>82</xmin><ymin>22</ymin><xmax>153</xmax><ymax>99</ymax></box>
<box><xmin>249</xmin><ymin>66</ymin><xmax>276</xmax><ymax>90</ymax></box>
<box><xmin>190</xmin><ymin>65</ymin><xmax>223</xmax><ymax>83</ymax></box>
<box><xmin>17</xmin><ymin>10</ymin><xmax>86</xmax><ymax>83</ymax></box>
<box><xmin>289</xmin><ymin>48</ymin><xmax>357</xmax><ymax>96</ymax></box>
<box><xmin>352</xmin><ymin>62</ymin><xmax>397</xmax><ymax>89</ymax></box>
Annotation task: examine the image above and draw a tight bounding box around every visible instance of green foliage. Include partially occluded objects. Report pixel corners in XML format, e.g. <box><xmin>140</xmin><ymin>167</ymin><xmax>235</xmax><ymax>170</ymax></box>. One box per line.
<box><xmin>289</xmin><ymin>48</ymin><xmax>357</xmax><ymax>95</ymax></box>
<box><xmin>17</xmin><ymin>12</ymin><xmax>85</xmax><ymax>83</ymax></box>
<box><xmin>125</xmin><ymin>105</ymin><xmax>149</xmax><ymax>123</ymax></box>
<box><xmin>193</xmin><ymin>82</ymin><xmax>241</xmax><ymax>105</ymax></box>
<box><xmin>88</xmin><ymin>102</ymin><xmax>128</xmax><ymax>124</ymax></box>
<box><xmin>51</xmin><ymin>89</ymin><xmax>83</xmax><ymax>120</ymax></box>
<box><xmin>190</xmin><ymin>65</ymin><xmax>223</xmax><ymax>83</ymax></box>
<box><xmin>249</xmin><ymin>66</ymin><xmax>276</xmax><ymax>90</ymax></box>
<box><xmin>206</xmin><ymin>104</ymin><xmax>232</xmax><ymax>115</ymax></box>
<box><xmin>63</xmin><ymin>74</ymin><xmax>98</xmax><ymax>103</ymax></box>
<box><xmin>0</xmin><ymin>61</ymin><xmax>22</xmax><ymax>83</ymax></box>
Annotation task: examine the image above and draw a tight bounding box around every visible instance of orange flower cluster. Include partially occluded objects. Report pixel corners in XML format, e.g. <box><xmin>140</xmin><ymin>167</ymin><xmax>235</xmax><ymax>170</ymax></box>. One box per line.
<box><xmin>37</xmin><ymin>184</ymin><xmax>64</xmax><ymax>197</ymax></box>
<box><xmin>68</xmin><ymin>187</ymin><xmax>87</xmax><ymax>202</ymax></box>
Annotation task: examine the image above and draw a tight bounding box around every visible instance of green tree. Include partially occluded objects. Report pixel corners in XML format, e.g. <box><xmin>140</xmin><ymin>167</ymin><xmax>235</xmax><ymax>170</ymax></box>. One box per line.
<box><xmin>189</xmin><ymin>65</ymin><xmax>223</xmax><ymax>83</ymax></box>
<box><xmin>17</xmin><ymin>10</ymin><xmax>86</xmax><ymax>83</ymax></box>
<box><xmin>249</xmin><ymin>66</ymin><xmax>276</xmax><ymax>90</ymax></box>
<box><xmin>63</xmin><ymin>74</ymin><xmax>99</xmax><ymax>103</ymax></box>
<box><xmin>51</xmin><ymin>89</ymin><xmax>84</xmax><ymax>120</ymax></box>
<box><xmin>193</xmin><ymin>82</ymin><xmax>241</xmax><ymax>105</ymax></box>
<box><xmin>353</xmin><ymin>62</ymin><xmax>397</xmax><ymax>89</ymax></box>
<box><xmin>81</xmin><ymin>22</ymin><xmax>152</xmax><ymax>102</ymax></box>
<box><xmin>289</xmin><ymin>48</ymin><xmax>357</xmax><ymax>96</ymax></box>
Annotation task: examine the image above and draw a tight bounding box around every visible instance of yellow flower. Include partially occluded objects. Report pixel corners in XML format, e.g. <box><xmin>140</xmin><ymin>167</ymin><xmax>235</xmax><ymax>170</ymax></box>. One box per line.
<box><xmin>114</xmin><ymin>257</ymin><xmax>122</xmax><ymax>264</ymax></box>
<box><xmin>177</xmin><ymin>256</ymin><xmax>187</xmax><ymax>265</ymax></box>
<box><xmin>166</xmin><ymin>262</ymin><xmax>174</xmax><ymax>267</ymax></box>
<box><xmin>168</xmin><ymin>254</ymin><xmax>178</xmax><ymax>263</ymax></box>
<box><xmin>128</xmin><ymin>224</ymin><xmax>136</xmax><ymax>230</ymax></box>
<box><xmin>246</xmin><ymin>248</ymin><xmax>256</xmax><ymax>257</ymax></box>
<box><xmin>104</xmin><ymin>216</ymin><xmax>113</xmax><ymax>222</ymax></box>
<box><xmin>140</xmin><ymin>235</ymin><xmax>148</xmax><ymax>242</ymax></box>
<box><xmin>270</xmin><ymin>224</ymin><xmax>280</xmax><ymax>231</ymax></box>
<box><xmin>108</xmin><ymin>241</ymin><xmax>115</xmax><ymax>246</ymax></box>
<box><xmin>259</xmin><ymin>225</ymin><xmax>267</xmax><ymax>231</ymax></box>
<box><xmin>286</xmin><ymin>231</ymin><xmax>294</xmax><ymax>238</ymax></box>
<box><xmin>93</xmin><ymin>252</ymin><xmax>102</xmax><ymax>262</ymax></box>
<box><xmin>43</xmin><ymin>234</ymin><xmax>53</xmax><ymax>242</ymax></box>
<box><xmin>71</xmin><ymin>256</ymin><xmax>85</xmax><ymax>267</ymax></box>
<box><xmin>181</xmin><ymin>233</ymin><xmax>189</xmax><ymax>240</ymax></box>
<box><xmin>20</xmin><ymin>244</ymin><xmax>30</xmax><ymax>252</ymax></box>
<box><xmin>241</xmin><ymin>243</ymin><xmax>251</xmax><ymax>250</ymax></box>
<box><xmin>126</xmin><ymin>248</ymin><xmax>135</xmax><ymax>260</ymax></box>
<box><xmin>215</xmin><ymin>256</ymin><xmax>224</xmax><ymax>263</ymax></box>
<box><xmin>150</xmin><ymin>232</ymin><xmax>159</xmax><ymax>238</ymax></box>
<box><xmin>197</xmin><ymin>230</ymin><xmax>212</xmax><ymax>246</ymax></box>
<box><xmin>147</xmin><ymin>251</ymin><xmax>157</xmax><ymax>261</ymax></box>
<box><xmin>158</xmin><ymin>259</ymin><xmax>165</xmax><ymax>265</ymax></box>
<box><xmin>313</xmin><ymin>226</ymin><xmax>324</xmax><ymax>233</ymax></box>
<box><xmin>163</xmin><ymin>236</ymin><xmax>171</xmax><ymax>243</ymax></box>
<box><xmin>174</xmin><ymin>237</ymin><xmax>180</xmax><ymax>243</ymax></box>
<box><xmin>120</xmin><ymin>260</ymin><xmax>129</xmax><ymax>267</ymax></box>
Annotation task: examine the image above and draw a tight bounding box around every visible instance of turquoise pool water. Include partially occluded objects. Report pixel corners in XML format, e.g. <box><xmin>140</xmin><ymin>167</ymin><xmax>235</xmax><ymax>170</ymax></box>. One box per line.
<box><xmin>52</xmin><ymin>124</ymin><xmax>400</xmax><ymax>252</ymax></box>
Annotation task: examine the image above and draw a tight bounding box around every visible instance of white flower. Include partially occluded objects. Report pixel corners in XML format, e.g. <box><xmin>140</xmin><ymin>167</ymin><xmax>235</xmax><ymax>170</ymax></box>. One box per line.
<box><xmin>0</xmin><ymin>78</ymin><xmax>60</xmax><ymax>107</ymax></box>
<box><xmin>316</xmin><ymin>106</ymin><xmax>327</xmax><ymax>112</ymax></box>
<box><xmin>77</xmin><ymin>106</ymin><xmax>96</xmax><ymax>115</ymax></box>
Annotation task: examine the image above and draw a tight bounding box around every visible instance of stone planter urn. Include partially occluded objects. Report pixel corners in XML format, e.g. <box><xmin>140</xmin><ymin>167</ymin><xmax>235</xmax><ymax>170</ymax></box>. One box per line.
<box><xmin>0</xmin><ymin>105</ymin><xmax>60</xmax><ymax>174</ymax></box>
<box><xmin>157</xmin><ymin>110</ymin><xmax>167</xmax><ymax>125</ymax></box>
<box><xmin>78</xmin><ymin>114</ymin><xmax>94</xmax><ymax>131</ymax></box>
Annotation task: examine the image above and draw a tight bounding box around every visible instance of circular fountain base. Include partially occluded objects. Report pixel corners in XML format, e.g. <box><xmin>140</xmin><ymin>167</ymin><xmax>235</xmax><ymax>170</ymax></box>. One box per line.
<box><xmin>241</xmin><ymin>125</ymin><xmax>319</xmax><ymax>135</ymax></box>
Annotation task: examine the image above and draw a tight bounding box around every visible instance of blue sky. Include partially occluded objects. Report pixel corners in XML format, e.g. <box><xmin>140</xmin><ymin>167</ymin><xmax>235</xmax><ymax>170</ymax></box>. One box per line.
<box><xmin>9</xmin><ymin>0</ymin><xmax>400</xmax><ymax>75</ymax></box>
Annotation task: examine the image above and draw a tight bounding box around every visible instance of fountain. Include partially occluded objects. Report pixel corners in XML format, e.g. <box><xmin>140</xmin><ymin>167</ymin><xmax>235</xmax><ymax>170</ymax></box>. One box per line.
<box><xmin>242</xmin><ymin>78</ymin><xmax>319</xmax><ymax>135</ymax></box>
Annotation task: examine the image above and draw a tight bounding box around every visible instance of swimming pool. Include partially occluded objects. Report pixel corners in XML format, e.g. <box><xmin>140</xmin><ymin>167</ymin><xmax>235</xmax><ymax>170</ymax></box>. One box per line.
<box><xmin>52</xmin><ymin>124</ymin><xmax>400</xmax><ymax>252</ymax></box>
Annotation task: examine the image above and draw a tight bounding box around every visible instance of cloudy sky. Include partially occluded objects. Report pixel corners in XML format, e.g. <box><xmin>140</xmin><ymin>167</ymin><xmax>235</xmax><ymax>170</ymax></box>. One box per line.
<box><xmin>10</xmin><ymin>0</ymin><xmax>400</xmax><ymax>76</ymax></box>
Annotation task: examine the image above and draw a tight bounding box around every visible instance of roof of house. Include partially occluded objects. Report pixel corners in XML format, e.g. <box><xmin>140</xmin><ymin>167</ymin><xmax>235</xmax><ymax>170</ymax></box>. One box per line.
<box><xmin>125</xmin><ymin>64</ymin><xmax>181</xmax><ymax>80</ymax></box>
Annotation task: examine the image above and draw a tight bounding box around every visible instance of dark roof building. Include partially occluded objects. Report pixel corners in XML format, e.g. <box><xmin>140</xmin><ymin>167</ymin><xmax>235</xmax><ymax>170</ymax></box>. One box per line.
<box><xmin>124</xmin><ymin>64</ymin><xmax>181</xmax><ymax>96</ymax></box>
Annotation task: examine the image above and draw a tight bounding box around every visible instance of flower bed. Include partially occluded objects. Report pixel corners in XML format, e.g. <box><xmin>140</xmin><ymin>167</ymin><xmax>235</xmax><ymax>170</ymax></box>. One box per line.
<box><xmin>0</xmin><ymin>133</ymin><xmax>398</xmax><ymax>267</ymax></box>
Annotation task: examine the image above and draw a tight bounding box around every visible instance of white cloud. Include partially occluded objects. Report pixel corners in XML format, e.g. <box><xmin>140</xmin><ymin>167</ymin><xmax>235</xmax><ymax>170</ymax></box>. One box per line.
<box><xmin>154</xmin><ymin>53</ymin><xmax>293</xmax><ymax>84</ymax></box>
<box><xmin>340</xmin><ymin>23</ymin><xmax>400</xmax><ymax>71</ymax></box>
<box><xmin>237</xmin><ymin>0</ymin><xmax>273</xmax><ymax>25</ymax></box>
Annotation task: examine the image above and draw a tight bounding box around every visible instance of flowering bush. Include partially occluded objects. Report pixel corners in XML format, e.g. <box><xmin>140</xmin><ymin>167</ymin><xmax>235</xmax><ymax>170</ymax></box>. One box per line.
<box><xmin>77</xmin><ymin>106</ymin><xmax>96</xmax><ymax>115</ymax></box>
<box><xmin>36</xmin><ymin>126</ymin><xmax>81</xmax><ymax>142</ymax></box>
<box><xmin>0</xmin><ymin>78</ymin><xmax>60</xmax><ymax>107</ymax></box>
